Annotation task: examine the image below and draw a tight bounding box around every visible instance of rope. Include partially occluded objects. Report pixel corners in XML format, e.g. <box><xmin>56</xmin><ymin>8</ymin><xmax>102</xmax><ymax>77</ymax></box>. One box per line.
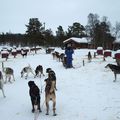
<box><xmin>39</xmin><ymin>77</ymin><xmax>42</xmax><ymax>93</ymax></box>
<box><xmin>2</xmin><ymin>62</ymin><xmax>4</xmax><ymax>72</ymax></box>
<box><xmin>41</xmin><ymin>100</ymin><xmax>45</xmax><ymax>109</ymax></box>
<box><xmin>39</xmin><ymin>76</ymin><xmax>46</xmax><ymax>94</ymax></box>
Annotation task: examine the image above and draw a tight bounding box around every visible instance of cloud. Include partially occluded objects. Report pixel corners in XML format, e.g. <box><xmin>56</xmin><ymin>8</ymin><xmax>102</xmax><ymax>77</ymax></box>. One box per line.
<box><xmin>0</xmin><ymin>0</ymin><xmax>120</xmax><ymax>33</ymax></box>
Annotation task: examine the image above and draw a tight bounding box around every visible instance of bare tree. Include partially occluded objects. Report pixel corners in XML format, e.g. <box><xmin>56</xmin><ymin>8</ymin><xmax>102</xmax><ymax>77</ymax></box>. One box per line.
<box><xmin>113</xmin><ymin>22</ymin><xmax>120</xmax><ymax>39</ymax></box>
<box><xmin>85</xmin><ymin>13</ymin><xmax>99</xmax><ymax>48</ymax></box>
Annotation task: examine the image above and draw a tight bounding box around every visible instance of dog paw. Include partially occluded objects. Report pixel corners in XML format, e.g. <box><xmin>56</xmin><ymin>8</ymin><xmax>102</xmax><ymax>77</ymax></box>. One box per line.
<box><xmin>46</xmin><ymin>113</ymin><xmax>49</xmax><ymax>115</ymax></box>
<box><xmin>4</xmin><ymin>81</ymin><xmax>7</xmax><ymax>84</ymax></box>
<box><xmin>32</xmin><ymin>109</ymin><xmax>35</xmax><ymax>113</ymax></box>
<box><xmin>53</xmin><ymin>113</ymin><xmax>57</xmax><ymax>116</ymax></box>
<box><xmin>38</xmin><ymin>109</ymin><xmax>42</xmax><ymax>112</ymax></box>
<box><xmin>55</xmin><ymin>88</ymin><xmax>57</xmax><ymax>91</ymax></box>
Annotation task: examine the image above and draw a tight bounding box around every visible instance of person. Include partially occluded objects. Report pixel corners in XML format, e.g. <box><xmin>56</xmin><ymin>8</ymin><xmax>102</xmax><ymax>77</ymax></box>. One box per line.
<box><xmin>65</xmin><ymin>44</ymin><xmax>74</xmax><ymax>68</ymax></box>
<box><xmin>88</xmin><ymin>51</ymin><xmax>92</xmax><ymax>61</ymax></box>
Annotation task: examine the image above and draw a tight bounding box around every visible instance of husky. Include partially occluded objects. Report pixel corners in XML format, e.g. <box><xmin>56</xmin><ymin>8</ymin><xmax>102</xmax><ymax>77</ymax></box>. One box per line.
<box><xmin>21</xmin><ymin>50</ymin><xmax>27</xmax><ymax>58</ymax></box>
<box><xmin>44</xmin><ymin>78</ymin><xmax>56</xmax><ymax>116</ymax></box>
<box><xmin>4</xmin><ymin>67</ymin><xmax>15</xmax><ymax>83</ymax></box>
<box><xmin>21</xmin><ymin>65</ymin><xmax>35</xmax><ymax>79</ymax></box>
<box><xmin>0</xmin><ymin>71</ymin><xmax>6</xmax><ymax>97</ymax></box>
<box><xmin>105</xmin><ymin>63</ymin><xmax>120</xmax><ymax>82</ymax></box>
<box><xmin>34</xmin><ymin>65</ymin><xmax>45</xmax><ymax>78</ymax></box>
<box><xmin>46</xmin><ymin>68</ymin><xmax>57</xmax><ymax>90</ymax></box>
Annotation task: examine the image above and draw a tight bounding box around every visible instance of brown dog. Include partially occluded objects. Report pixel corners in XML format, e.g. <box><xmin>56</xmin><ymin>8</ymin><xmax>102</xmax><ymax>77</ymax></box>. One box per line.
<box><xmin>44</xmin><ymin>78</ymin><xmax>56</xmax><ymax>116</ymax></box>
<box><xmin>46</xmin><ymin>68</ymin><xmax>57</xmax><ymax>90</ymax></box>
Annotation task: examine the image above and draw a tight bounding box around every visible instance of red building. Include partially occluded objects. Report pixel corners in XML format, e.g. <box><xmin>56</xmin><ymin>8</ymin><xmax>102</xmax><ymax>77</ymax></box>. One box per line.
<box><xmin>63</xmin><ymin>37</ymin><xmax>90</xmax><ymax>49</ymax></box>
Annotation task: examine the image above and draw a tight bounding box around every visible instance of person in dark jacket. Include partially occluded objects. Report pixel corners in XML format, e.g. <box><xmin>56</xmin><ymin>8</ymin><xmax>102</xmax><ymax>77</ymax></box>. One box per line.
<box><xmin>65</xmin><ymin>44</ymin><xmax>74</xmax><ymax>68</ymax></box>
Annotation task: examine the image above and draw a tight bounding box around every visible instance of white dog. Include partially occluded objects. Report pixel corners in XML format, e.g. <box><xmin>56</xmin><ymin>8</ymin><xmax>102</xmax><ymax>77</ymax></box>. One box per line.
<box><xmin>0</xmin><ymin>71</ymin><xmax>6</xmax><ymax>97</ymax></box>
<box><xmin>21</xmin><ymin>65</ymin><xmax>35</xmax><ymax>79</ymax></box>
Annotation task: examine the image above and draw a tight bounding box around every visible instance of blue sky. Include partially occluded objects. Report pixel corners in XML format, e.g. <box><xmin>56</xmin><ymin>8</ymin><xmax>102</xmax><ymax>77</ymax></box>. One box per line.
<box><xmin>0</xmin><ymin>0</ymin><xmax>120</xmax><ymax>34</ymax></box>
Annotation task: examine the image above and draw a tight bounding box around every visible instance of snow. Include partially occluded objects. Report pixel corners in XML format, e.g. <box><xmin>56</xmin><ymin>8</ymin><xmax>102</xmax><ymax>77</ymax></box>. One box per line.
<box><xmin>104</xmin><ymin>50</ymin><xmax>111</xmax><ymax>52</ymax></box>
<box><xmin>114</xmin><ymin>37</ymin><xmax>120</xmax><ymax>43</ymax></box>
<box><xmin>1</xmin><ymin>50</ymin><xmax>9</xmax><ymax>54</ymax></box>
<box><xmin>63</xmin><ymin>37</ymin><xmax>88</xmax><ymax>43</ymax></box>
<box><xmin>97</xmin><ymin>47</ymin><xmax>103</xmax><ymax>50</ymax></box>
<box><xmin>116</xmin><ymin>50</ymin><xmax>120</xmax><ymax>53</ymax></box>
<box><xmin>16</xmin><ymin>47</ymin><xmax>22</xmax><ymax>51</ymax></box>
<box><xmin>0</xmin><ymin>47</ymin><xmax>120</xmax><ymax>120</ymax></box>
<box><xmin>11</xmin><ymin>49</ymin><xmax>17</xmax><ymax>52</ymax></box>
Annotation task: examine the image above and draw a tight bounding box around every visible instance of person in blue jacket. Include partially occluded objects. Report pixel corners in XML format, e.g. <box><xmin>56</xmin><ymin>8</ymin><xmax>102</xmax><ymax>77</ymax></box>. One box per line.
<box><xmin>65</xmin><ymin>44</ymin><xmax>74</xmax><ymax>68</ymax></box>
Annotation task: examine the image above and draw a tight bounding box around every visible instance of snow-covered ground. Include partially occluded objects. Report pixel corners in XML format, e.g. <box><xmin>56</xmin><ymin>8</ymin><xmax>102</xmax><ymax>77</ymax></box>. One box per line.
<box><xmin>0</xmin><ymin>48</ymin><xmax>120</xmax><ymax>120</ymax></box>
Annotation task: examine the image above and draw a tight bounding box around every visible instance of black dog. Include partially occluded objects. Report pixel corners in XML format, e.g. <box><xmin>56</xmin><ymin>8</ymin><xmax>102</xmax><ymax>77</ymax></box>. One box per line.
<box><xmin>28</xmin><ymin>81</ymin><xmax>41</xmax><ymax>113</ymax></box>
<box><xmin>105</xmin><ymin>63</ymin><xmax>120</xmax><ymax>82</ymax></box>
<box><xmin>35</xmin><ymin>65</ymin><xmax>45</xmax><ymax>78</ymax></box>
<box><xmin>21</xmin><ymin>50</ymin><xmax>27</xmax><ymax>58</ymax></box>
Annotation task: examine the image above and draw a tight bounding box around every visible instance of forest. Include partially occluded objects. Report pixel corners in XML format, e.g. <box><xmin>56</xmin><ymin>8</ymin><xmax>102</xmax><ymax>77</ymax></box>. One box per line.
<box><xmin>0</xmin><ymin>13</ymin><xmax>120</xmax><ymax>49</ymax></box>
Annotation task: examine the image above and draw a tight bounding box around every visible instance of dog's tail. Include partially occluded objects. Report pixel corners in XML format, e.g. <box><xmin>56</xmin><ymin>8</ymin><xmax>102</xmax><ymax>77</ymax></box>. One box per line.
<box><xmin>28</xmin><ymin>64</ymin><xmax>31</xmax><ymax>68</ymax></box>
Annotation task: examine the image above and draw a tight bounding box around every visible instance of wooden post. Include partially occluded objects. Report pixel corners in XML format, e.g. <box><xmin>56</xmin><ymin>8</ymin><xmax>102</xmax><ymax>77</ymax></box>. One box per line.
<box><xmin>94</xmin><ymin>52</ymin><xmax>96</xmax><ymax>58</ymax></box>
<box><xmin>103</xmin><ymin>56</ymin><xmax>106</xmax><ymax>61</ymax></box>
<box><xmin>2</xmin><ymin>62</ymin><xmax>4</xmax><ymax>72</ymax></box>
<box><xmin>83</xmin><ymin>60</ymin><xmax>85</xmax><ymax>66</ymax></box>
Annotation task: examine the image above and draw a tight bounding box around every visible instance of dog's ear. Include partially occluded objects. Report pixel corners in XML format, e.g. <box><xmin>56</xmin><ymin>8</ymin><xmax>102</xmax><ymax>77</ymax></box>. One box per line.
<box><xmin>46</xmin><ymin>68</ymin><xmax>49</xmax><ymax>73</ymax></box>
<box><xmin>28</xmin><ymin>64</ymin><xmax>32</xmax><ymax>68</ymax></box>
<box><xmin>49</xmin><ymin>70</ymin><xmax>55</xmax><ymax>74</ymax></box>
<box><xmin>46</xmin><ymin>68</ymin><xmax>52</xmax><ymax>73</ymax></box>
<box><xmin>44</xmin><ymin>78</ymin><xmax>48</xmax><ymax>82</ymax></box>
<box><xmin>28</xmin><ymin>81</ymin><xmax>35</xmax><ymax>87</ymax></box>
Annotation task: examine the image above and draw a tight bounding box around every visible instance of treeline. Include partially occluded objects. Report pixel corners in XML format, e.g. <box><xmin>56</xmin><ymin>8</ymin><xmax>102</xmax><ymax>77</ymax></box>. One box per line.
<box><xmin>0</xmin><ymin>13</ymin><xmax>120</xmax><ymax>49</ymax></box>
